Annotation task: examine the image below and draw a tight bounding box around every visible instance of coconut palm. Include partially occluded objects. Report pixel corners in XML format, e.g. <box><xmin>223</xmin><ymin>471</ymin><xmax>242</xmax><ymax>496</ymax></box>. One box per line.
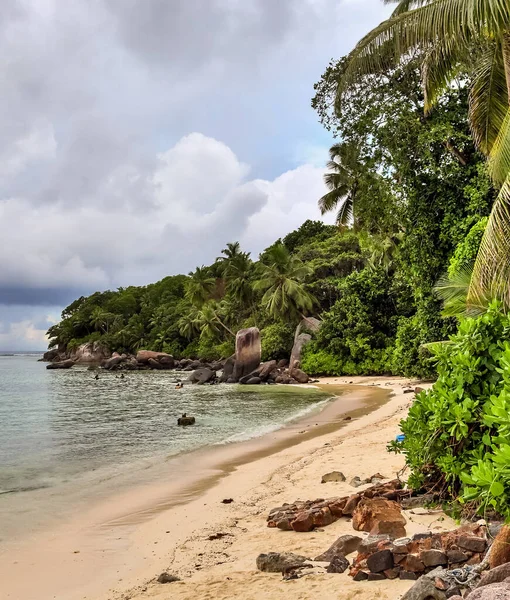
<box><xmin>224</xmin><ymin>252</ymin><xmax>254</xmax><ymax>306</ymax></box>
<box><xmin>184</xmin><ymin>266</ymin><xmax>216</xmax><ymax>308</ymax></box>
<box><xmin>318</xmin><ymin>142</ymin><xmax>363</xmax><ymax>226</ymax></box>
<box><xmin>254</xmin><ymin>243</ymin><xmax>315</xmax><ymax>322</ymax></box>
<box><xmin>336</xmin><ymin>0</ymin><xmax>510</xmax><ymax>309</ymax></box>
<box><xmin>216</xmin><ymin>241</ymin><xmax>243</xmax><ymax>265</ymax></box>
<box><xmin>196</xmin><ymin>302</ymin><xmax>235</xmax><ymax>340</ymax></box>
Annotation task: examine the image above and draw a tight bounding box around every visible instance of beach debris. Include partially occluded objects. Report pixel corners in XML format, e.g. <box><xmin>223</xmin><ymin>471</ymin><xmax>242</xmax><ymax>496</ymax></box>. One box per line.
<box><xmin>348</xmin><ymin>523</ymin><xmax>488</xmax><ymax>584</ymax></box>
<box><xmin>222</xmin><ymin>498</ymin><xmax>234</xmax><ymax>504</ymax></box>
<box><xmin>256</xmin><ymin>552</ymin><xmax>310</xmax><ymax>573</ymax></box>
<box><xmin>401</xmin><ymin>493</ymin><xmax>437</xmax><ymax>510</ymax></box>
<box><xmin>344</xmin><ymin>416</ymin><xmax>352</xmax><ymax>421</ymax></box>
<box><xmin>350</xmin><ymin>473</ymin><xmax>387</xmax><ymax>488</ymax></box>
<box><xmin>326</xmin><ymin>554</ymin><xmax>350</xmax><ymax>574</ymax></box>
<box><xmin>267</xmin><ymin>479</ymin><xmax>404</xmax><ymax>532</ymax></box>
<box><xmin>321</xmin><ymin>471</ymin><xmax>346</xmax><ymax>484</ymax></box>
<box><xmin>208</xmin><ymin>532</ymin><xmax>233</xmax><ymax>541</ymax></box>
<box><xmin>157</xmin><ymin>572</ymin><xmax>181</xmax><ymax>584</ymax></box>
<box><xmin>177</xmin><ymin>413</ymin><xmax>195</xmax><ymax>426</ymax></box>
<box><xmin>350</xmin><ymin>476</ymin><xmax>363</xmax><ymax>487</ymax></box>
<box><xmin>403</xmin><ymin>388</ymin><xmax>414</xmax><ymax>394</ymax></box>
<box><xmin>315</xmin><ymin>534</ymin><xmax>362</xmax><ymax>561</ymax></box>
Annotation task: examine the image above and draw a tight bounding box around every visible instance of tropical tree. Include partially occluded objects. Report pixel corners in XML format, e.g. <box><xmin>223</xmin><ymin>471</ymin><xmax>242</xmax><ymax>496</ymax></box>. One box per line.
<box><xmin>89</xmin><ymin>307</ymin><xmax>115</xmax><ymax>334</ymax></box>
<box><xmin>224</xmin><ymin>252</ymin><xmax>254</xmax><ymax>306</ymax></box>
<box><xmin>196</xmin><ymin>302</ymin><xmax>235</xmax><ymax>340</ymax></box>
<box><xmin>336</xmin><ymin>0</ymin><xmax>510</xmax><ymax>309</ymax></box>
<box><xmin>216</xmin><ymin>241</ymin><xmax>243</xmax><ymax>265</ymax></box>
<box><xmin>254</xmin><ymin>243</ymin><xmax>316</xmax><ymax>322</ymax></box>
<box><xmin>184</xmin><ymin>266</ymin><xmax>216</xmax><ymax>308</ymax></box>
<box><xmin>318</xmin><ymin>142</ymin><xmax>363</xmax><ymax>226</ymax></box>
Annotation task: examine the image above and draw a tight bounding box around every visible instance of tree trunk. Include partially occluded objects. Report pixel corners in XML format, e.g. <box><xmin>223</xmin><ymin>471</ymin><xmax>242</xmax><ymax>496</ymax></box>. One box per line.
<box><xmin>503</xmin><ymin>33</ymin><xmax>510</xmax><ymax>102</ymax></box>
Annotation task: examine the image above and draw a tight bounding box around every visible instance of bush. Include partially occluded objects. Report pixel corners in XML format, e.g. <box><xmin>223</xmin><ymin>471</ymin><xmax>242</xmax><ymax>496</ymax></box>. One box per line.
<box><xmin>393</xmin><ymin>302</ymin><xmax>510</xmax><ymax>518</ymax></box>
<box><xmin>260</xmin><ymin>323</ymin><xmax>294</xmax><ymax>361</ymax></box>
<box><xmin>301</xmin><ymin>347</ymin><xmax>343</xmax><ymax>376</ymax></box>
<box><xmin>448</xmin><ymin>217</ymin><xmax>488</xmax><ymax>278</ymax></box>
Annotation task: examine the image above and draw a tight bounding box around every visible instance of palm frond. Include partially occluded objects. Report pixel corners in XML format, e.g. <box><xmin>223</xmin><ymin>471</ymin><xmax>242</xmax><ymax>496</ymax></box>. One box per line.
<box><xmin>469</xmin><ymin>42</ymin><xmax>509</xmax><ymax>155</ymax></box>
<box><xmin>435</xmin><ymin>266</ymin><xmax>488</xmax><ymax>316</ymax></box>
<box><xmin>336</xmin><ymin>197</ymin><xmax>354</xmax><ymax>226</ymax></box>
<box><xmin>468</xmin><ymin>176</ymin><xmax>510</xmax><ymax>310</ymax></box>
<box><xmin>319</xmin><ymin>188</ymin><xmax>347</xmax><ymax>214</ymax></box>
<box><xmin>422</xmin><ymin>37</ymin><xmax>466</xmax><ymax>112</ymax></box>
<box><xmin>488</xmin><ymin>106</ymin><xmax>510</xmax><ymax>185</ymax></box>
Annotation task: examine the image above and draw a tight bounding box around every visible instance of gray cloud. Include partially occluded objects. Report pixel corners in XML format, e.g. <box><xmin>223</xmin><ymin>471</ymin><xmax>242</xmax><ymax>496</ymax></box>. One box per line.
<box><xmin>0</xmin><ymin>0</ymin><xmax>391</xmax><ymax>348</ymax></box>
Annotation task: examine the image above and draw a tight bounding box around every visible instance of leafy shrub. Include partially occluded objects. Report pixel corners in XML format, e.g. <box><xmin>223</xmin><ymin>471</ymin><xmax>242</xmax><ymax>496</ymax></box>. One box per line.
<box><xmin>393</xmin><ymin>302</ymin><xmax>510</xmax><ymax>518</ymax></box>
<box><xmin>301</xmin><ymin>347</ymin><xmax>343</xmax><ymax>376</ymax></box>
<box><xmin>448</xmin><ymin>217</ymin><xmax>488</xmax><ymax>278</ymax></box>
<box><xmin>260</xmin><ymin>323</ymin><xmax>294</xmax><ymax>361</ymax></box>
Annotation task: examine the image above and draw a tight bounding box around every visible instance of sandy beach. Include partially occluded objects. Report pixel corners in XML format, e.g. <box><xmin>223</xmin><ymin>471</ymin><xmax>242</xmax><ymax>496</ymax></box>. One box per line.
<box><xmin>1</xmin><ymin>377</ymin><xmax>454</xmax><ymax>600</ymax></box>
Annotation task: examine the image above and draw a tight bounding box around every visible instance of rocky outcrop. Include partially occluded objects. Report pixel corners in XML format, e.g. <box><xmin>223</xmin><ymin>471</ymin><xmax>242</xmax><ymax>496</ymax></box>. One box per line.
<box><xmin>188</xmin><ymin>367</ymin><xmax>215</xmax><ymax>384</ymax></box>
<box><xmin>289</xmin><ymin>333</ymin><xmax>312</xmax><ymax>372</ymax></box>
<box><xmin>219</xmin><ymin>355</ymin><xmax>235</xmax><ymax>382</ymax></box>
<box><xmin>315</xmin><ymin>535</ymin><xmax>362</xmax><ymax>561</ymax></box>
<box><xmin>72</xmin><ymin>342</ymin><xmax>110</xmax><ymax>364</ymax></box>
<box><xmin>232</xmin><ymin>328</ymin><xmax>261</xmax><ymax>382</ymax></box>
<box><xmin>348</xmin><ymin>523</ymin><xmax>488</xmax><ymax>583</ymax></box>
<box><xmin>177</xmin><ymin>414</ymin><xmax>195</xmax><ymax>426</ymax></box>
<box><xmin>489</xmin><ymin>525</ymin><xmax>510</xmax><ymax>569</ymax></box>
<box><xmin>46</xmin><ymin>359</ymin><xmax>75</xmax><ymax>369</ymax></box>
<box><xmin>136</xmin><ymin>350</ymin><xmax>175</xmax><ymax>368</ymax></box>
<box><xmin>42</xmin><ymin>348</ymin><xmax>60</xmax><ymax>362</ymax></box>
<box><xmin>267</xmin><ymin>479</ymin><xmax>404</xmax><ymax>532</ymax></box>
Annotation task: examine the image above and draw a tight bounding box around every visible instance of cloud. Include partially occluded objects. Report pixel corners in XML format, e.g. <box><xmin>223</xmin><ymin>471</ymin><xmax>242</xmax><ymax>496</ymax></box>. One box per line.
<box><xmin>0</xmin><ymin>0</ymin><xmax>392</xmax><ymax>348</ymax></box>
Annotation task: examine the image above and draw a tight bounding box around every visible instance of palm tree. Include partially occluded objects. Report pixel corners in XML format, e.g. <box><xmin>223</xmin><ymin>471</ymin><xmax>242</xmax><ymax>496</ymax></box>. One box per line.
<box><xmin>178</xmin><ymin>307</ymin><xmax>201</xmax><ymax>340</ymax></box>
<box><xmin>184</xmin><ymin>266</ymin><xmax>216</xmax><ymax>308</ymax></box>
<box><xmin>216</xmin><ymin>241</ymin><xmax>243</xmax><ymax>265</ymax></box>
<box><xmin>336</xmin><ymin>0</ymin><xmax>510</xmax><ymax>309</ymax></box>
<box><xmin>318</xmin><ymin>142</ymin><xmax>363</xmax><ymax>226</ymax></box>
<box><xmin>196</xmin><ymin>302</ymin><xmax>235</xmax><ymax>339</ymax></box>
<box><xmin>254</xmin><ymin>243</ymin><xmax>315</xmax><ymax>322</ymax></box>
<box><xmin>224</xmin><ymin>252</ymin><xmax>254</xmax><ymax>306</ymax></box>
<box><xmin>90</xmin><ymin>307</ymin><xmax>115</xmax><ymax>334</ymax></box>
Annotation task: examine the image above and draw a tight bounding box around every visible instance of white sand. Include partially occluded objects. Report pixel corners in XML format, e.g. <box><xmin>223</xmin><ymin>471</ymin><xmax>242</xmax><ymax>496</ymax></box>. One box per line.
<box><xmin>1</xmin><ymin>377</ymin><xmax>454</xmax><ymax>600</ymax></box>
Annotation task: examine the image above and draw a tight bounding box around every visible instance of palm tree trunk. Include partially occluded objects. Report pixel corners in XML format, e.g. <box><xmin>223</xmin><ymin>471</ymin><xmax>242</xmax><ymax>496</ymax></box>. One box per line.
<box><xmin>503</xmin><ymin>33</ymin><xmax>510</xmax><ymax>102</ymax></box>
<box><xmin>215</xmin><ymin>316</ymin><xmax>235</xmax><ymax>337</ymax></box>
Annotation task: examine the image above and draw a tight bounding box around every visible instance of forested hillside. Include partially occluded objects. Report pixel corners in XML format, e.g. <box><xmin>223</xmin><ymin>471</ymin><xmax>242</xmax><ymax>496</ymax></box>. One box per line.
<box><xmin>48</xmin><ymin>54</ymin><xmax>495</xmax><ymax>378</ymax></box>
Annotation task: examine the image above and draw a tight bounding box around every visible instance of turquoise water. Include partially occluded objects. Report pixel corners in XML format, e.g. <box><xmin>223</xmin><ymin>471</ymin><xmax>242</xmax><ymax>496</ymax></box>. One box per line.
<box><xmin>0</xmin><ymin>355</ymin><xmax>330</xmax><ymax>497</ymax></box>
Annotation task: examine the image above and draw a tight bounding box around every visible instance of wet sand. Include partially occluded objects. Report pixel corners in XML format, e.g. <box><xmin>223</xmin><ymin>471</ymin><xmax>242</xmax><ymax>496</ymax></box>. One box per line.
<box><xmin>0</xmin><ymin>379</ymin><xmax>446</xmax><ymax>600</ymax></box>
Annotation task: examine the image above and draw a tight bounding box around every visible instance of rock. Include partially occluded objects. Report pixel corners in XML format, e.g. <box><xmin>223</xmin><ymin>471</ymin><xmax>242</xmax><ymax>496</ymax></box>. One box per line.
<box><xmin>446</xmin><ymin>589</ymin><xmax>462</xmax><ymax>599</ymax></box>
<box><xmin>292</xmin><ymin>369</ymin><xmax>309</xmax><ymax>384</ymax></box>
<box><xmin>72</xmin><ymin>342</ymin><xmax>110</xmax><ymax>364</ymax></box>
<box><xmin>46</xmin><ymin>359</ymin><xmax>75</xmax><ymax>369</ymax></box>
<box><xmin>326</xmin><ymin>554</ymin><xmax>349</xmax><ymax>574</ymax></box>
<box><xmin>352</xmin><ymin>497</ymin><xmax>407</xmax><ymax>539</ymax></box>
<box><xmin>157</xmin><ymin>573</ymin><xmax>181</xmax><ymax>584</ymax></box>
<box><xmin>401</xmin><ymin>494</ymin><xmax>437</xmax><ymax>510</ymax></box>
<box><xmin>420</xmin><ymin>550</ymin><xmax>448</xmax><ymax>567</ymax></box>
<box><xmin>277</xmin><ymin>359</ymin><xmax>289</xmax><ymax>368</ymax></box>
<box><xmin>475</xmin><ymin>564</ymin><xmax>510</xmax><ymax>591</ymax></box>
<box><xmin>258</xmin><ymin>360</ymin><xmax>277</xmax><ymax>381</ymax></box>
<box><xmin>400</xmin><ymin>577</ymin><xmax>447</xmax><ymax>599</ymax></box>
<box><xmin>446</xmin><ymin>549</ymin><xmax>469</xmax><ymax>563</ymax></box>
<box><xmin>188</xmin><ymin>368</ymin><xmax>215</xmax><ymax>384</ymax></box>
<box><xmin>466</xmin><ymin>584</ymin><xmax>510</xmax><ymax>599</ymax></box>
<box><xmin>245</xmin><ymin>377</ymin><xmax>261</xmax><ymax>385</ymax></box>
<box><xmin>415</xmin><ymin>387</ymin><xmax>425</xmax><ymax>394</ymax></box>
<box><xmin>403</xmin><ymin>388</ymin><xmax>414</xmax><ymax>394</ymax></box>
<box><xmin>158</xmin><ymin>355</ymin><xmax>175</xmax><ymax>369</ymax></box>
<box><xmin>315</xmin><ymin>535</ymin><xmax>362</xmax><ymax>561</ymax></box>
<box><xmin>136</xmin><ymin>350</ymin><xmax>174</xmax><ymax>365</ymax></box>
<box><xmin>148</xmin><ymin>358</ymin><xmax>164</xmax><ymax>370</ymax></box>
<box><xmin>359</xmin><ymin>535</ymin><xmax>391</xmax><ymax>554</ymax></box>
<box><xmin>350</xmin><ymin>477</ymin><xmax>362</xmax><ymax>487</ymax></box>
<box><xmin>232</xmin><ymin>328</ymin><xmax>261</xmax><ymax>382</ymax></box>
<box><xmin>343</xmin><ymin>494</ymin><xmax>362</xmax><ymax>515</ymax></box>
<box><xmin>177</xmin><ymin>414</ymin><xmax>195</xmax><ymax>426</ymax></box>
<box><xmin>42</xmin><ymin>348</ymin><xmax>60</xmax><ymax>362</ymax></box>
<box><xmin>222</xmin><ymin>498</ymin><xmax>233</xmax><ymax>504</ymax></box>
<box><xmin>256</xmin><ymin>552</ymin><xmax>309</xmax><ymax>573</ymax></box>
<box><xmin>275</xmin><ymin>373</ymin><xmax>292</xmax><ymax>384</ymax></box>
<box><xmin>457</xmin><ymin>535</ymin><xmax>487</xmax><ymax>553</ymax></box>
<box><xmin>368</xmin><ymin>573</ymin><xmax>386</xmax><ymax>581</ymax></box>
<box><xmin>219</xmin><ymin>355</ymin><xmax>236</xmax><ymax>383</ymax></box>
<box><xmin>352</xmin><ymin>570</ymin><xmax>369</xmax><ymax>581</ymax></box>
<box><xmin>401</xmin><ymin>554</ymin><xmax>425</xmax><ymax>573</ymax></box>
<box><xmin>367</xmin><ymin>549</ymin><xmax>394</xmax><ymax>573</ymax></box>
<box><xmin>321</xmin><ymin>471</ymin><xmax>346</xmax><ymax>484</ymax></box>
<box><xmin>400</xmin><ymin>571</ymin><xmax>418</xmax><ymax>581</ymax></box>
<box><xmin>103</xmin><ymin>356</ymin><xmax>124</xmax><ymax>370</ymax></box>
<box><xmin>289</xmin><ymin>333</ymin><xmax>312</xmax><ymax>373</ymax></box>
<box><xmin>490</xmin><ymin>525</ymin><xmax>510</xmax><ymax>569</ymax></box>
<box><xmin>385</xmin><ymin>568</ymin><xmax>401</xmax><ymax>579</ymax></box>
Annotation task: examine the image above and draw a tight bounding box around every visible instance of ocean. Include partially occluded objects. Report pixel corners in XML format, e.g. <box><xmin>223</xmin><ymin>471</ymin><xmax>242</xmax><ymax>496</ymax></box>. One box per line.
<box><xmin>0</xmin><ymin>354</ymin><xmax>331</xmax><ymax>538</ymax></box>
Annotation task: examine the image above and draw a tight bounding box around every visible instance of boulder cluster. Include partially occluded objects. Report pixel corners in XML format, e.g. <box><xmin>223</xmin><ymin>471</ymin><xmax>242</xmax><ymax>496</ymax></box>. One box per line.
<box><xmin>43</xmin><ymin>326</ymin><xmax>314</xmax><ymax>385</ymax></box>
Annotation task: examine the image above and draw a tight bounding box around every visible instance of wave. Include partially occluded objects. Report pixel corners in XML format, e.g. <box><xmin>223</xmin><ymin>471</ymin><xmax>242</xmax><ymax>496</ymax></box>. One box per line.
<box><xmin>219</xmin><ymin>396</ymin><xmax>332</xmax><ymax>444</ymax></box>
<box><xmin>0</xmin><ymin>483</ymin><xmax>51</xmax><ymax>495</ymax></box>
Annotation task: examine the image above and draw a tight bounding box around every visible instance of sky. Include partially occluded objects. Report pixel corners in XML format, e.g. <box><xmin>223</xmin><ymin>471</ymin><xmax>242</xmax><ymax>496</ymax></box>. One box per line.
<box><xmin>0</xmin><ymin>0</ymin><xmax>391</xmax><ymax>350</ymax></box>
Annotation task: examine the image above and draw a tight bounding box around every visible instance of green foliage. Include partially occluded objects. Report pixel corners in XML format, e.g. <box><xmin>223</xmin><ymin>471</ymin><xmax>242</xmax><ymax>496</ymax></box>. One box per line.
<box><xmin>448</xmin><ymin>217</ymin><xmax>488</xmax><ymax>278</ymax></box>
<box><xmin>260</xmin><ymin>323</ymin><xmax>294</xmax><ymax>362</ymax></box>
<box><xmin>395</xmin><ymin>302</ymin><xmax>510</xmax><ymax>517</ymax></box>
<box><xmin>301</xmin><ymin>348</ymin><xmax>343</xmax><ymax>376</ymax></box>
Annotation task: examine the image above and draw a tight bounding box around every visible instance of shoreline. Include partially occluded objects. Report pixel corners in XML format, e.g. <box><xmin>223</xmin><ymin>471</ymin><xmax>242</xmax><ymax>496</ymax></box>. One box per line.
<box><xmin>1</xmin><ymin>377</ymin><xmax>444</xmax><ymax>600</ymax></box>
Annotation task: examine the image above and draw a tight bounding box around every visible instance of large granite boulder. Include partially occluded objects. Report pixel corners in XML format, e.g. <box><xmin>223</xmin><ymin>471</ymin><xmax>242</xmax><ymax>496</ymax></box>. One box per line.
<box><xmin>46</xmin><ymin>359</ymin><xmax>75</xmax><ymax>370</ymax></box>
<box><xmin>42</xmin><ymin>349</ymin><xmax>60</xmax><ymax>362</ymax></box>
<box><xmin>188</xmin><ymin>367</ymin><xmax>215</xmax><ymax>384</ymax></box>
<box><xmin>219</xmin><ymin>355</ymin><xmax>235</xmax><ymax>383</ymax></box>
<box><xmin>103</xmin><ymin>355</ymin><xmax>125</xmax><ymax>370</ymax></box>
<box><xmin>232</xmin><ymin>328</ymin><xmax>261</xmax><ymax>382</ymax></box>
<box><xmin>136</xmin><ymin>350</ymin><xmax>174</xmax><ymax>368</ymax></box>
<box><xmin>72</xmin><ymin>342</ymin><xmax>110</xmax><ymax>364</ymax></box>
<box><xmin>289</xmin><ymin>333</ymin><xmax>312</xmax><ymax>372</ymax></box>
